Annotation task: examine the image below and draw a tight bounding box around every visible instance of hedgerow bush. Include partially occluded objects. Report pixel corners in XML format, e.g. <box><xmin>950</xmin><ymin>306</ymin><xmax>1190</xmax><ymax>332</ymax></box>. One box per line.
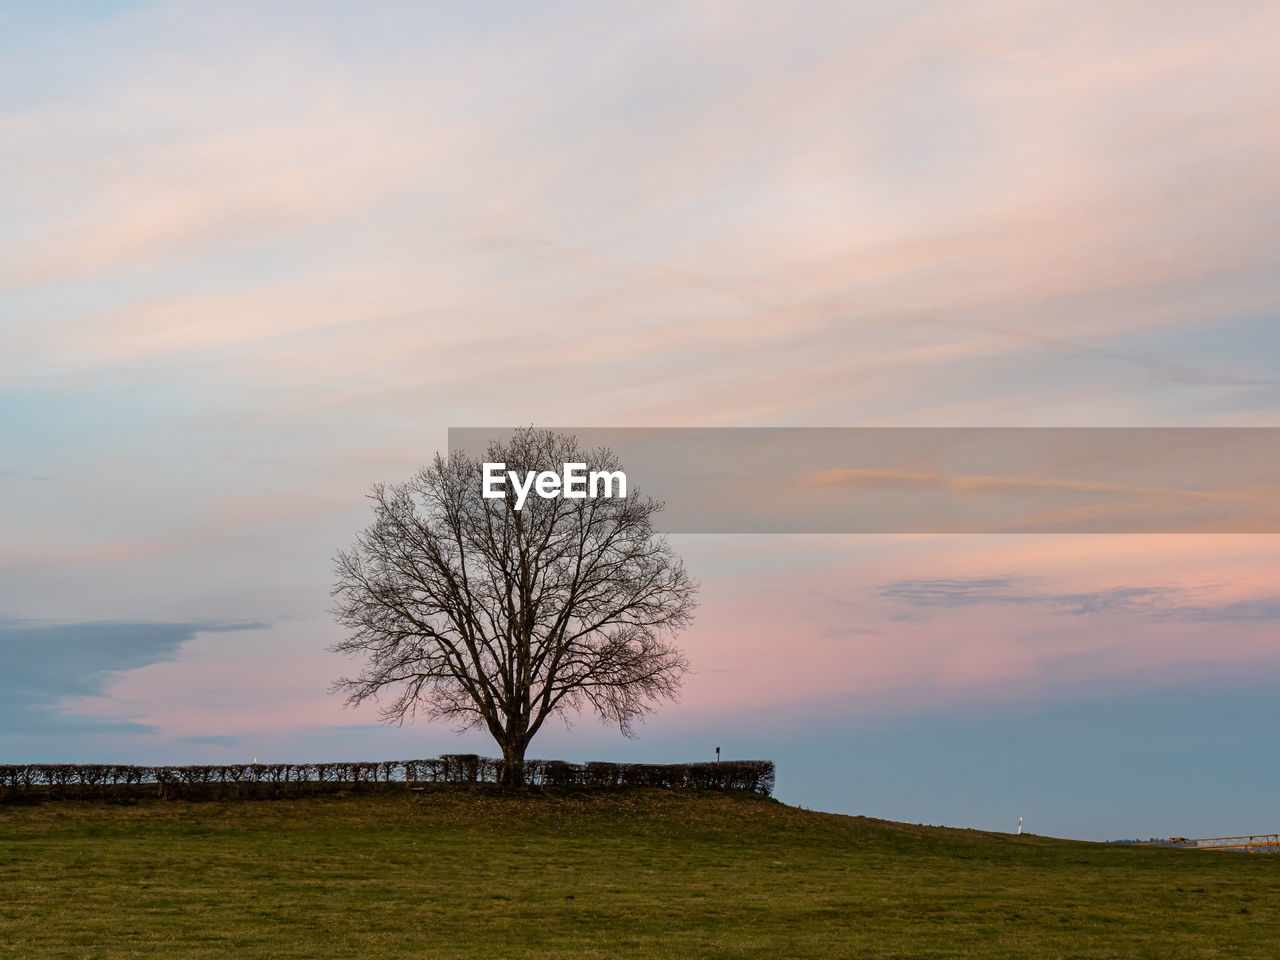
<box><xmin>0</xmin><ymin>758</ymin><xmax>774</xmax><ymax>801</ymax></box>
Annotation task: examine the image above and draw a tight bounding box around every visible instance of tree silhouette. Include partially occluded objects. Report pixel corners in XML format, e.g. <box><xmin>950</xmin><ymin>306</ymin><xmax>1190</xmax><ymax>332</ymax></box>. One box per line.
<box><xmin>331</xmin><ymin>428</ymin><xmax>696</xmax><ymax>784</ymax></box>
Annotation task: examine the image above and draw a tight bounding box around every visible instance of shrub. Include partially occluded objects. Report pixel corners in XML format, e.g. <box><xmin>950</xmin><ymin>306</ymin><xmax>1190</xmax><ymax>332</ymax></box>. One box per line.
<box><xmin>0</xmin><ymin>757</ymin><xmax>775</xmax><ymax>801</ymax></box>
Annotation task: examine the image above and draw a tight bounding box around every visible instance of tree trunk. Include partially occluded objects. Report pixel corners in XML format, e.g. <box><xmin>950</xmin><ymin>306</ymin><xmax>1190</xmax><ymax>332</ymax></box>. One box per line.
<box><xmin>499</xmin><ymin>737</ymin><xmax>527</xmax><ymax>788</ymax></box>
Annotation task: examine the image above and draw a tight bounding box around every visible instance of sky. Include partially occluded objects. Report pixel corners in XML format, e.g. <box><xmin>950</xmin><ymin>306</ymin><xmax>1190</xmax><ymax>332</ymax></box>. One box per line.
<box><xmin>2</xmin><ymin>0</ymin><xmax>1279</xmax><ymax>842</ymax></box>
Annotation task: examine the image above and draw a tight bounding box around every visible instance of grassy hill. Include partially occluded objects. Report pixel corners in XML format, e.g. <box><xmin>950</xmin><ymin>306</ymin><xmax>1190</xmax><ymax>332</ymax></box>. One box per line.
<box><xmin>2</xmin><ymin>788</ymin><xmax>1277</xmax><ymax>958</ymax></box>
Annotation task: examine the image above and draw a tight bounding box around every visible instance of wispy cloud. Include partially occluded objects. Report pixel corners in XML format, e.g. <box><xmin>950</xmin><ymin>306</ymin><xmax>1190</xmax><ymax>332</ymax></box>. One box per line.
<box><xmin>3</xmin><ymin>0</ymin><xmax>1278</xmax><ymax>428</ymax></box>
<box><xmin>879</xmin><ymin>576</ymin><xmax>1280</xmax><ymax>622</ymax></box>
<box><xmin>806</xmin><ymin>467</ymin><xmax>1255</xmax><ymax>502</ymax></box>
<box><xmin>0</xmin><ymin>619</ymin><xmax>263</xmax><ymax>735</ymax></box>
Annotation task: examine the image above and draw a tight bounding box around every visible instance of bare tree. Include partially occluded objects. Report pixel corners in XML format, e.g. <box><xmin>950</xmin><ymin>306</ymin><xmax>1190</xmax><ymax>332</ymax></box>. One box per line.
<box><xmin>331</xmin><ymin>428</ymin><xmax>696</xmax><ymax>784</ymax></box>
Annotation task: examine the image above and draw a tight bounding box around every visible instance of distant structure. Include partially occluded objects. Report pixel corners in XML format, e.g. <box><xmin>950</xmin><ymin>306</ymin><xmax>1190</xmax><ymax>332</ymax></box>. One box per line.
<box><xmin>1017</xmin><ymin>817</ymin><xmax>1023</xmax><ymax>835</ymax></box>
<box><xmin>1134</xmin><ymin>834</ymin><xmax>1279</xmax><ymax>854</ymax></box>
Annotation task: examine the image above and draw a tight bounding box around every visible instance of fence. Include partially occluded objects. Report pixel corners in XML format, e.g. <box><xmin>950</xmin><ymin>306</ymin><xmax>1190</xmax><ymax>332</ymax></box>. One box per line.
<box><xmin>1135</xmin><ymin>834</ymin><xmax>1279</xmax><ymax>854</ymax></box>
<box><xmin>0</xmin><ymin>757</ymin><xmax>774</xmax><ymax>801</ymax></box>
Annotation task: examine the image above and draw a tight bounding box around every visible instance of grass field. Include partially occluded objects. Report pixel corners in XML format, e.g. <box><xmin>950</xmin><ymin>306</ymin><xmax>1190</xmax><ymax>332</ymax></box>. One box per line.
<box><xmin>2</xmin><ymin>788</ymin><xmax>1278</xmax><ymax>959</ymax></box>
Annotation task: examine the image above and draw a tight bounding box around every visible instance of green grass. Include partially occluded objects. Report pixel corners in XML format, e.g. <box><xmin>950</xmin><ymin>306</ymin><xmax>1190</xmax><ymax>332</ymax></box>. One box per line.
<box><xmin>2</xmin><ymin>788</ymin><xmax>1278</xmax><ymax>958</ymax></box>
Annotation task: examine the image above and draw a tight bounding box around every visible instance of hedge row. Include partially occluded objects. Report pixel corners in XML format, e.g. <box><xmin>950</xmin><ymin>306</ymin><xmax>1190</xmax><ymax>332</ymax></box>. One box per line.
<box><xmin>533</xmin><ymin>759</ymin><xmax>774</xmax><ymax>794</ymax></box>
<box><xmin>0</xmin><ymin>757</ymin><xmax>774</xmax><ymax>800</ymax></box>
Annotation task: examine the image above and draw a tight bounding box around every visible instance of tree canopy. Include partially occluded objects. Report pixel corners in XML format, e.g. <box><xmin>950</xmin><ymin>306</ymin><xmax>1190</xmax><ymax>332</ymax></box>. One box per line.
<box><xmin>331</xmin><ymin>428</ymin><xmax>697</xmax><ymax>782</ymax></box>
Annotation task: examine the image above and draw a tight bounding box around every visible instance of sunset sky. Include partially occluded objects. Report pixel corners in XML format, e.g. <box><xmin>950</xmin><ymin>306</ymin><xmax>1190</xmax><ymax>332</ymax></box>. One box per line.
<box><xmin>4</xmin><ymin>0</ymin><xmax>1279</xmax><ymax>841</ymax></box>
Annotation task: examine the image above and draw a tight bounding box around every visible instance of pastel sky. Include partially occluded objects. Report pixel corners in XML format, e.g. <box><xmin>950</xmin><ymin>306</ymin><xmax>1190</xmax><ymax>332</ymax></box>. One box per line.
<box><xmin>3</xmin><ymin>1</ymin><xmax>1279</xmax><ymax>841</ymax></box>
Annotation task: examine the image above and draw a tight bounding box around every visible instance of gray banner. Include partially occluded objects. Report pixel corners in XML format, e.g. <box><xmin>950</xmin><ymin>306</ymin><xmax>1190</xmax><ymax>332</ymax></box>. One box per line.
<box><xmin>448</xmin><ymin>428</ymin><xmax>1280</xmax><ymax>533</ymax></box>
